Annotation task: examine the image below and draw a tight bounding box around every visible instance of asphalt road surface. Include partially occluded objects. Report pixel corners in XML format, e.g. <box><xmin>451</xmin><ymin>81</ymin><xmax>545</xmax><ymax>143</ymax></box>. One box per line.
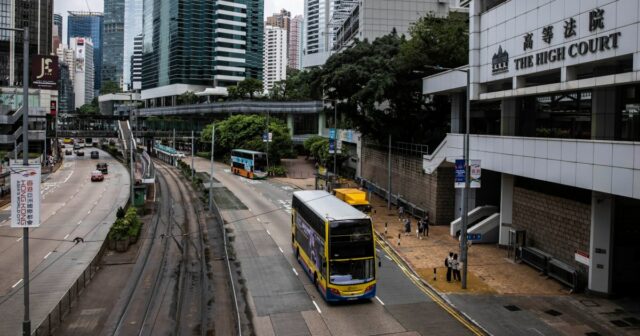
<box><xmin>203</xmin><ymin>160</ymin><xmax>479</xmax><ymax>336</ymax></box>
<box><xmin>0</xmin><ymin>147</ymin><xmax>130</xmax><ymax>334</ymax></box>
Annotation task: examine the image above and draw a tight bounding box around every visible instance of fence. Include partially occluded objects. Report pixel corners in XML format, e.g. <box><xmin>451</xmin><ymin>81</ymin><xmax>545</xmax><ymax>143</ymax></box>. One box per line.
<box><xmin>33</xmin><ymin>243</ymin><xmax>107</xmax><ymax>336</ymax></box>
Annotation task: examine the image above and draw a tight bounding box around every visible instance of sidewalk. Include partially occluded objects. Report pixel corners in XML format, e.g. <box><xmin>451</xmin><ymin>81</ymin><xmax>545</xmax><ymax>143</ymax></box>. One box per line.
<box><xmin>278</xmin><ymin>176</ymin><xmax>640</xmax><ymax>335</ymax></box>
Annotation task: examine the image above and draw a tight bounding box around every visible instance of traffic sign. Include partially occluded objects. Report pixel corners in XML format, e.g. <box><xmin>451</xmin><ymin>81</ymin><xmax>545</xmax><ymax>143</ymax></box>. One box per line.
<box><xmin>467</xmin><ymin>233</ymin><xmax>482</xmax><ymax>241</ymax></box>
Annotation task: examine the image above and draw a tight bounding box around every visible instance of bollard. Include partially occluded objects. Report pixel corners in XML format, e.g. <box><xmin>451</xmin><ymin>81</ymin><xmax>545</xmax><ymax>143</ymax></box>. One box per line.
<box><xmin>397</xmin><ymin>233</ymin><xmax>401</xmax><ymax>247</ymax></box>
<box><xmin>433</xmin><ymin>268</ymin><xmax>437</xmax><ymax>281</ymax></box>
<box><xmin>384</xmin><ymin>222</ymin><xmax>388</xmax><ymax>236</ymax></box>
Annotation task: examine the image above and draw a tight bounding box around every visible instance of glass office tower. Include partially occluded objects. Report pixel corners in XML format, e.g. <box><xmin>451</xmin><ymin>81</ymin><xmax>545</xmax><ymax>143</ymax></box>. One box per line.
<box><xmin>68</xmin><ymin>11</ymin><xmax>103</xmax><ymax>92</ymax></box>
<box><xmin>103</xmin><ymin>0</ymin><xmax>125</xmax><ymax>87</ymax></box>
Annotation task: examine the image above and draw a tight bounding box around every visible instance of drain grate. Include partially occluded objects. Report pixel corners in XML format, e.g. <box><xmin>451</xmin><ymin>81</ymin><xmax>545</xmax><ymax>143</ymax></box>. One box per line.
<box><xmin>624</xmin><ymin>317</ymin><xmax>640</xmax><ymax>326</ymax></box>
<box><xmin>610</xmin><ymin>320</ymin><xmax>631</xmax><ymax>328</ymax></box>
<box><xmin>545</xmin><ymin>309</ymin><xmax>562</xmax><ymax>317</ymax></box>
<box><xmin>504</xmin><ymin>305</ymin><xmax>521</xmax><ymax>312</ymax></box>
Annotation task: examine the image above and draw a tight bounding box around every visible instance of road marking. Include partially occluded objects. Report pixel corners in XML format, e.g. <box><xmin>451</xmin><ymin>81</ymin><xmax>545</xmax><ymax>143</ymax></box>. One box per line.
<box><xmin>266</xmin><ymin>230</ymin><xmax>271</xmax><ymax>236</ymax></box>
<box><xmin>64</xmin><ymin>234</ymin><xmax>69</xmax><ymax>239</ymax></box>
<box><xmin>278</xmin><ymin>247</ymin><xmax>284</xmax><ymax>253</ymax></box>
<box><xmin>87</xmin><ymin>210</ymin><xmax>91</xmax><ymax>214</ymax></box>
<box><xmin>44</xmin><ymin>252</ymin><xmax>52</xmax><ymax>259</ymax></box>
<box><xmin>375</xmin><ymin>296</ymin><xmax>385</xmax><ymax>305</ymax></box>
<box><xmin>63</xmin><ymin>170</ymin><xmax>74</xmax><ymax>183</ymax></box>
<box><xmin>292</xmin><ymin>268</ymin><xmax>298</xmax><ymax>276</ymax></box>
<box><xmin>385</xmin><ymin>255</ymin><xmax>393</xmax><ymax>261</ymax></box>
<box><xmin>312</xmin><ymin>300</ymin><xmax>322</xmax><ymax>314</ymax></box>
<box><xmin>16</xmin><ymin>237</ymin><xmax>22</xmax><ymax>242</ymax></box>
<box><xmin>12</xmin><ymin>279</ymin><xmax>22</xmax><ymax>288</ymax></box>
<box><xmin>256</xmin><ymin>218</ymin><xmax>261</xmax><ymax>222</ymax></box>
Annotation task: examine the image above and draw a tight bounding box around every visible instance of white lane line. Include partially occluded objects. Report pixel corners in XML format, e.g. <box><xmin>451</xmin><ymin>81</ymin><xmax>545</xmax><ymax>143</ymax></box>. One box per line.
<box><xmin>63</xmin><ymin>170</ymin><xmax>73</xmax><ymax>183</ymax></box>
<box><xmin>292</xmin><ymin>268</ymin><xmax>298</xmax><ymax>276</ymax></box>
<box><xmin>77</xmin><ymin>220</ymin><xmax>82</xmax><ymax>225</ymax></box>
<box><xmin>64</xmin><ymin>234</ymin><xmax>69</xmax><ymax>240</ymax></box>
<box><xmin>278</xmin><ymin>247</ymin><xmax>284</xmax><ymax>253</ymax></box>
<box><xmin>44</xmin><ymin>252</ymin><xmax>52</xmax><ymax>259</ymax></box>
<box><xmin>385</xmin><ymin>255</ymin><xmax>393</xmax><ymax>261</ymax></box>
<box><xmin>266</xmin><ymin>230</ymin><xmax>271</xmax><ymax>236</ymax></box>
<box><xmin>375</xmin><ymin>296</ymin><xmax>385</xmax><ymax>305</ymax></box>
<box><xmin>399</xmin><ymin>266</ymin><xmax>407</xmax><ymax>272</ymax></box>
<box><xmin>12</xmin><ymin>279</ymin><xmax>22</xmax><ymax>288</ymax></box>
<box><xmin>256</xmin><ymin>218</ymin><xmax>261</xmax><ymax>222</ymax></box>
<box><xmin>312</xmin><ymin>300</ymin><xmax>322</xmax><ymax>314</ymax></box>
<box><xmin>16</xmin><ymin>237</ymin><xmax>22</xmax><ymax>242</ymax></box>
<box><xmin>87</xmin><ymin>210</ymin><xmax>91</xmax><ymax>214</ymax></box>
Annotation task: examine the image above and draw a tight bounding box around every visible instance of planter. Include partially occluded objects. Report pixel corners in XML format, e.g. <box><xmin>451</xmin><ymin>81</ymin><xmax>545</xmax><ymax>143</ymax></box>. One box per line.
<box><xmin>129</xmin><ymin>234</ymin><xmax>138</xmax><ymax>244</ymax></box>
<box><xmin>115</xmin><ymin>239</ymin><xmax>130</xmax><ymax>252</ymax></box>
<box><xmin>108</xmin><ymin>239</ymin><xmax>116</xmax><ymax>250</ymax></box>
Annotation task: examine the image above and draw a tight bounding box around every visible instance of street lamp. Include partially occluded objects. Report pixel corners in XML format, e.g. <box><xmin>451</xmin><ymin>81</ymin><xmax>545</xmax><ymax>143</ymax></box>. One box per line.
<box><xmin>423</xmin><ymin>65</ymin><xmax>471</xmax><ymax>289</ymax></box>
<box><xmin>2</xmin><ymin>25</ymin><xmax>32</xmax><ymax>336</ymax></box>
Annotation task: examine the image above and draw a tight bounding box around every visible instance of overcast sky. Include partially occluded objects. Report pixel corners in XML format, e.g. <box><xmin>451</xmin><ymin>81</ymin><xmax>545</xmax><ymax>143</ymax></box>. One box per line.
<box><xmin>55</xmin><ymin>0</ymin><xmax>304</xmax><ymax>41</ymax></box>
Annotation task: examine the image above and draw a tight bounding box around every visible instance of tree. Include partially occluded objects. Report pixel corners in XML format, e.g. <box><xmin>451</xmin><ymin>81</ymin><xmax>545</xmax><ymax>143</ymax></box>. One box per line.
<box><xmin>236</xmin><ymin>78</ymin><xmax>263</xmax><ymax>99</ymax></box>
<box><xmin>78</xmin><ymin>97</ymin><xmax>99</xmax><ymax>114</ymax></box>
<box><xmin>101</xmin><ymin>80</ymin><xmax>121</xmax><ymax>94</ymax></box>
<box><xmin>201</xmin><ymin>114</ymin><xmax>293</xmax><ymax>163</ymax></box>
<box><xmin>177</xmin><ymin>91</ymin><xmax>198</xmax><ymax>105</ymax></box>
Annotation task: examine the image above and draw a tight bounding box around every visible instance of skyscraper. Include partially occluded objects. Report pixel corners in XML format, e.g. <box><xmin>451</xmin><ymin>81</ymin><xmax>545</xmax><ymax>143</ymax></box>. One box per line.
<box><xmin>53</xmin><ymin>13</ymin><xmax>62</xmax><ymax>40</ymax></box>
<box><xmin>67</xmin><ymin>11</ymin><xmax>103</xmax><ymax>92</ymax></box>
<box><xmin>103</xmin><ymin>0</ymin><xmax>125</xmax><ymax>87</ymax></box>
<box><xmin>263</xmin><ymin>25</ymin><xmax>287</xmax><ymax>93</ymax></box>
<box><xmin>141</xmin><ymin>0</ymin><xmax>263</xmax><ymax>105</ymax></box>
<box><xmin>70</xmin><ymin>37</ymin><xmax>95</xmax><ymax>107</ymax></box>
<box><xmin>266</xmin><ymin>9</ymin><xmax>291</xmax><ymax>38</ymax></box>
<box><xmin>123</xmin><ymin>0</ymin><xmax>142</xmax><ymax>90</ymax></box>
<box><xmin>289</xmin><ymin>15</ymin><xmax>304</xmax><ymax>70</ymax></box>
<box><xmin>0</xmin><ymin>0</ymin><xmax>54</xmax><ymax>87</ymax></box>
<box><xmin>130</xmin><ymin>34</ymin><xmax>142</xmax><ymax>90</ymax></box>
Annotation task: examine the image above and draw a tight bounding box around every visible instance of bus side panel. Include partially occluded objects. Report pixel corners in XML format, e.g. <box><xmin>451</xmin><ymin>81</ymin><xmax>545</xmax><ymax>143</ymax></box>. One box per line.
<box><xmin>292</xmin><ymin>210</ymin><xmax>329</xmax><ymax>300</ymax></box>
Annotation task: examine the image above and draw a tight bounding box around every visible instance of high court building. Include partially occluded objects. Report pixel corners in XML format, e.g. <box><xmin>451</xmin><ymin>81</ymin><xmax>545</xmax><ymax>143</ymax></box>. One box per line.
<box><xmin>423</xmin><ymin>0</ymin><xmax>640</xmax><ymax>296</ymax></box>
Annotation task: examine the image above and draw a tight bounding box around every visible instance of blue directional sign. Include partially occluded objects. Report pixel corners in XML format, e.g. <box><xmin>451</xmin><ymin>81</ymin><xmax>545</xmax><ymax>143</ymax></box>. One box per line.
<box><xmin>329</xmin><ymin>138</ymin><xmax>335</xmax><ymax>154</ymax></box>
<box><xmin>467</xmin><ymin>233</ymin><xmax>482</xmax><ymax>241</ymax></box>
<box><xmin>329</xmin><ymin>128</ymin><xmax>336</xmax><ymax>140</ymax></box>
<box><xmin>455</xmin><ymin>159</ymin><xmax>465</xmax><ymax>188</ymax></box>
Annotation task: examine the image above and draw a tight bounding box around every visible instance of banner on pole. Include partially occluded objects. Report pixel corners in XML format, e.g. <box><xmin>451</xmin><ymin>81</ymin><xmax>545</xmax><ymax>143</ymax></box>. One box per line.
<box><xmin>470</xmin><ymin>160</ymin><xmax>481</xmax><ymax>188</ymax></box>
<box><xmin>11</xmin><ymin>164</ymin><xmax>41</xmax><ymax>228</ymax></box>
<box><xmin>454</xmin><ymin>159</ymin><xmax>465</xmax><ymax>188</ymax></box>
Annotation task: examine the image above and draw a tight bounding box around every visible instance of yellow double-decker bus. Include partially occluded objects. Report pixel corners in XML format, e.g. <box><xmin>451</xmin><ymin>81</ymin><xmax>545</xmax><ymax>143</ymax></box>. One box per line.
<box><xmin>291</xmin><ymin>190</ymin><xmax>376</xmax><ymax>301</ymax></box>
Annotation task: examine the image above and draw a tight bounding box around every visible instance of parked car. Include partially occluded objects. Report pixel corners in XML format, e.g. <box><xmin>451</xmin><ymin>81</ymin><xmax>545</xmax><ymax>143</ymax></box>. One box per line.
<box><xmin>90</xmin><ymin>151</ymin><xmax>99</xmax><ymax>159</ymax></box>
<box><xmin>97</xmin><ymin>162</ymin><xmax>108</xmax><ymax>174</ymax></box>
<box><xmin>65</xmin><ymin>149</ymin><xmax>73</xmax><ymax>155</ymax></box>
<box><xmin>76</xmin><ymin>151</ymin><xmax>84</xmax><ymax>157</ymax></box>
<box><xmin>91</xmin><ymin>170</ymin><xmax>104</xmax><ymax>182</ymax></box>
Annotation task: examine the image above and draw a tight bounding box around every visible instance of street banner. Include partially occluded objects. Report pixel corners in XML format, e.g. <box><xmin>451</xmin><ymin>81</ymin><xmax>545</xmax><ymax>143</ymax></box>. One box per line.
<box><xmin>11</xmin><ymin>164</ymin><xmax>41</xmax><ymax>228</ymax></box>
<box><xmin>454</xmin><ymin>159</ymin><xmax>465</xmax><ymax>188</ymax></box>
<box><xmin>470</xmin><ymin>160</ymin><xmax>481</xmax><ymax>188</ymax></box>
<box><xmin>329</xmin><ymin>128</ymin><xmax>336</xmax><ymax>140</ymax></box>
<box><xmin>262</xmin><ymin>132</ymin><xmax>273</xmax><ymax>142</ymax></box>
<box><xmin>329</xmin><ymin>138</ymin><xmax>335</xmax><ymax>154</ymax></box>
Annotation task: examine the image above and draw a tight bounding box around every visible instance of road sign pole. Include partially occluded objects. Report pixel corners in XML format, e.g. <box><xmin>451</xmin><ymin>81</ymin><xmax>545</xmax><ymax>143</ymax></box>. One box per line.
<box><xmin>22</xmin><ymin>27</ymin><xmax>31</xmax><ymax>336</ymax></box>
<box><xmin>209</xmin><ymin>125</ymin><xmax>215</xmax><ymax>210</ymax></box>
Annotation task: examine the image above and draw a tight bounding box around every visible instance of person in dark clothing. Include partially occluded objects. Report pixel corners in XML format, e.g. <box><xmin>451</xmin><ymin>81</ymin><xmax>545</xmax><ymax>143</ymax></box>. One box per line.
<box><xmin>423</xmin><ymin>213</ymin><xmax>430</xmax><ymax>237</ymax></box>
<box><xmin>445</xmin><ymin>252</ymin><xmax>454</xmax><ymax>282</ymax></box>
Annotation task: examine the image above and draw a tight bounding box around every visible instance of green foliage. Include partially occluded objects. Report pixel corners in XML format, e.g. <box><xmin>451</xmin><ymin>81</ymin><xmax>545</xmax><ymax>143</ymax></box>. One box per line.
<box><xmin>177</xmin><ymin>91</ymin><xmax>199</xmax><ymax>105</ymax></box>
<box><xmin>101</xmin><ymin>80</ymin><xmax>121</xmax><ymax>94</ymax></box>
<box><xmin>116</xmin><ymin>206</ymin><xmax>125</xmax><ymax>219</ymax></box>
<box><xmin>303</xmin><ymin>135</ymin><xmax>325</xmax><ymax>153</ymax></box>
<box><xmin>200</xmin><ymin>115</ymin><xmax>293</xmax><ymax>164</ymax></box>
<box><xmin>267</xmin><ymin>165</ymin><xmax>287</xmax><ymax>177</ymax></box>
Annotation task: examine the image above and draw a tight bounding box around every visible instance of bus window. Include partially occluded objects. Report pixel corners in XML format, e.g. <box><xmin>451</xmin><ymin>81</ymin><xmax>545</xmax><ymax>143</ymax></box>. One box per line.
<box><xmin>330</xmin><ymin>259</ymin><xmax>375</xmax><ymax>285</ymax></box>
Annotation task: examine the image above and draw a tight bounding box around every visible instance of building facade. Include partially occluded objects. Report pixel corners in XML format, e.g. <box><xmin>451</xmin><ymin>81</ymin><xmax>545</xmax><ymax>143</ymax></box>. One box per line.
<box><xmin>303</xmin><ymin>0</ymin><xmax>333</xmax><ymax>68</ymax></box>
<box><xmin>123</xmin><ymin>0</ymin><xmax>142</xmax><ymax>90</ymax></box>
<box><xmin>0</xmin><ymin>0</ymin><xmax>54</xmax><ymax>86</ymax></box>
<box><xmin>102</xmin><ymin>0</ymin><xmax>125</xmax><ymax>87</ymax></box>
<box><xmin>130</xmin><ymin>34</ymin><xmax>142</xmax><ymax>90</ymax></box>
<box><xmin>67</xmin><ymin>11</ymin><xmax>103</xmax><ymax>92</ymax></box>
<box><xmin>58</xmin><ymin>62</ymin><xmax>74</xmax><ymax>114</ymax></box>
<box><xmin>141</xmin><ymin>0</ymin><xmax>263</xmax><ymax>106</ymax></box>
<box><xmin>289</xmin><ymin>15</ymin><xmax>304</xmax><ymax>69</ymax></box>
<box><xmin>70</xmin><ymin>37</ymin><xmax>94</xmax><ymax>107</ymax></box>
<box><xmin>263</xmin><ymin>25</ymin><xmax>287</xmax><ymax>93</ymax></box>
<box><xmin>422</xmin><ymin>0</ymin><xmax>640</xmax><ymax>297</ymax></box>
<box><xmin>53</xmin><ymin>13</ymin><xmax>62</xmax><ymax>51</ymax></box>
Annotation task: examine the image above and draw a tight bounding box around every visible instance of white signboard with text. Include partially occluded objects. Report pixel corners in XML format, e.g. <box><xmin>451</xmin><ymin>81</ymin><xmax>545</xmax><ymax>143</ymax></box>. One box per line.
<box><xmin>10</xmin><ymin>164</ymin><xmax>41</xmax><ymax>228</ymax></box>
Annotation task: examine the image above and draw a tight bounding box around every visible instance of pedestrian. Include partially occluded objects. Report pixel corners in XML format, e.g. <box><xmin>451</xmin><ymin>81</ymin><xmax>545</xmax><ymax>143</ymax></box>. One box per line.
<box><xmin>417</xmin><ymin>218</ymin><xmax>422</xmax><ymax>239</ymax></box>
<box><xmin>423</xmin><ymin>212</ymin><xmax>430</xmax><ymax>237</ymax></box>
<box><xmin>453</xmin><ymin>253</ymin><xmax>461</xmax><ymax>281</ymax></box>
<box><xmin>403</xmin><ymin>218</ymin><xmax>411</xmax><ymax>236</ymax></box>
<box><xmin>445</xmin><ymin>252</ymin><xmax>453</xmax><ymax>282</ymax></box>
<box><xmin>398</xmin><ymin>205</ymin><xmax>404</xmax><ymax>220</ymax></box>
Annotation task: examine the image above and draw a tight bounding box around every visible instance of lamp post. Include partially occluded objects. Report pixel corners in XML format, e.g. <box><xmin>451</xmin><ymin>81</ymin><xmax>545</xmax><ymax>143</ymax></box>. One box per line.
<box><xmin>423</xmin><ymin>65</ymin><xmax>471</xmax><ymax>289</ymax></box>
<box><xmin>209</xmin><ymin>125</ymin><xmax>215</xmax><ymax>209</ymax></box>
<box><xmin>2</xmin><ymin>25</ymin><xmax>32</xmax><ymax>336</ymax></box>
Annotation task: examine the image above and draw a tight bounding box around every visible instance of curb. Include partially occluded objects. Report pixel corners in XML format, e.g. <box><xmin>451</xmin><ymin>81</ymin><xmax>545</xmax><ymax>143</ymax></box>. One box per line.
<box><xmin>375</xmin><ymin>231</ymin><xmax>492</xmax><ymax>336</ymax></box>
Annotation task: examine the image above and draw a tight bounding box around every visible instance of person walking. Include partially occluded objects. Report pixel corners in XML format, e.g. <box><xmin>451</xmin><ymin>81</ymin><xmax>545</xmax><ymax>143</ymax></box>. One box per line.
<box><xmin>398</xmin><ymin>205</ymin><xmax>405</xmax><ymax>220</ymax></box>
<box><xmin>404</xmin><ymin>217</ymin><xmax>411</xmax><ymax>236</ymax></box>
<box><xmin>445</xmin><ymin>252</ymin><xmax>453</xmax><ymax>282</ymax></box>
<box><xmin>423</xmin><ymin>212</ymin><xmax>430</xmax><ymax>237</ymax></box>
<box><xmin>417</xmin><ymin>218</ymin><xmax>424</xmax><ymax>239</ymax></box>
<box><xmin>452</xmin><ymin>254</ymin><xmax>461</xmax><ymax>281</ymax></box>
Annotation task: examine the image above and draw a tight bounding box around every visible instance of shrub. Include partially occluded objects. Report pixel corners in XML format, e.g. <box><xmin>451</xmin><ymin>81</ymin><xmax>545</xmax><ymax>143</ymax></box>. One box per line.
<box><xmin>116</xmin><ymin>207</ymin><xmax>125</xmax><ymax>219</ymax></box>
<box><xmin>268</xmin><ymin>165</ymin><xmax>287</xmax><ymax>177</ymax></box>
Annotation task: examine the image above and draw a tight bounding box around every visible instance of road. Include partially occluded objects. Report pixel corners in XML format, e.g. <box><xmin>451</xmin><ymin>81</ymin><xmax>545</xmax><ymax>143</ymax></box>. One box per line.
<box><xmin>192</xmin><ymin>157</ymin><xmax>479</xmax><ymax>336</ymax></box>
<box><xmin>0</xmin><ymin>147</ymin><xmax>130</xmax><ymax>334</ymax></box>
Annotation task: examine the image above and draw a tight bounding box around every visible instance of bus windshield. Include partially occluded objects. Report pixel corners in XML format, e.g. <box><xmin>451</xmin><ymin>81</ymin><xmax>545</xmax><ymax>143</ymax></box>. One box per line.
<box><xmin>254</xmin><ymin>154</ymin><xmax>267</xmax><ymax>172</ymax></box>
<box><xmin>329</xmin><ymin>219</ymin><xmax>374</xmax><ymax>259</ymax></box>
<box><xmin>330</xmin><ymin>258</ymin><xmax>375</xmax><ymax>285</ymax></box>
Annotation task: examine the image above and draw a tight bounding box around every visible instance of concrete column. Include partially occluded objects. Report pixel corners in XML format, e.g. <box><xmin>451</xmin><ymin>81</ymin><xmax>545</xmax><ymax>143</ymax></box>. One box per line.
<box><xmin>589</xmin><ymin>192</ymin><xmax>614</xmax><ymax>295</ymax></box>
<box><xmin>561</xmin><ymin>66</ymin><xmax>577</xmax><ymax>82</ymax></box>
<box><xmin>287</xmin><ymin>113</ymin><xmax>294</xmax><ymax>137</ymax></box>
<box><xmin>591</xmin><ymin>87</ymin><xmax>618</xmax><ymax>141</ymax></box>
<box><xmin>501</xmin><ymin>98</ymin><xmax>517</xmax><ymax>136</ymax></box>
<box><xmin>634</xmin><ymin>52</ymin><xmax>640</xmax><ymax>72</ymax></box>
<box><xmin>499</xmin><ymin>174</ymin><xmax>514</xmax><ymax>246</ymax></box>
<box><xmin>513</xmin><ymin>76</ymin><xmax>525</xmax><ymax>90</ymax></box>
<box><xmin>450</xmin><ymin>92</ymin><xmax>465</xmax><ymax>133</ymax></box>
<box><xmin>318</xmin><ymin>110</ymin><xmax>326</xmax><ymax>136</ymax></box>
